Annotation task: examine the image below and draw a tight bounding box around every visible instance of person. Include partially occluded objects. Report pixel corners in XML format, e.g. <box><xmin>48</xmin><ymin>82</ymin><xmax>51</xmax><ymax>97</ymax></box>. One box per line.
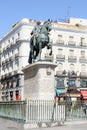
<box><xmin>30</xmin><ymin>21</ymin><xmax>41</xmax><ymax>47</ymax></box>
<box><xmin>31</xmin><ymin>21</ymin><xmax>41</xmax><ymax>37</ymax></box>
<box><xmin>28</xmin><ymin>21</ymin><xmax>41</xmax><ymax>63</ymax></box>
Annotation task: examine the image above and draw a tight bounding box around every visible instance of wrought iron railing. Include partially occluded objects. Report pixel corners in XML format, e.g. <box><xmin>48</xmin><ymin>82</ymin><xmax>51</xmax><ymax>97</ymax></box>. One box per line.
<box><xmin>65</xmin><ymin>101</ymin><xmax>87</xmax><ymax>120</ymax></box>
<box><xmin>25</xmin><ymin>100</ymin><xmax>65</xmax><ymax>123</ymax></box>
<box><xmin>0</xmin><ymin>100</ymin><xmax>86</xmax><ymax>124</ymax></box>
<box><xmin>0</xmin><ymin>101</ymin><xmax>26</xmax><ymax>121</ymax></box>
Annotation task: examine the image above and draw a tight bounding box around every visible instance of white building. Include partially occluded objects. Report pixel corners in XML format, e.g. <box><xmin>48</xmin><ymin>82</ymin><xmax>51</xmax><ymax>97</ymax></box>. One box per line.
<box><xmin>0</xmin><ymin>18</ymin><xmax>34</xmax><ymax>101</ymax></box>
<box><xmin>0</xmin><ymin>17</ymin><xmax>87</xmax><ymax>101</ymax></box>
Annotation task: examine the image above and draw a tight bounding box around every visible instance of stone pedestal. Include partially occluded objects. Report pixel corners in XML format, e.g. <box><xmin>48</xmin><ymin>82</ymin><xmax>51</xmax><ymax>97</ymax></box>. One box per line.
<box><xmin>22</xmin><ymin>61</ymin><xmax>57</xmax><ymax>100</ymax></box>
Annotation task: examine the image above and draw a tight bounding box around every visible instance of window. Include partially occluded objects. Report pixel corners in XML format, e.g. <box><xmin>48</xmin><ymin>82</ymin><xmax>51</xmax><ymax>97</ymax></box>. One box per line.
<box><xmin>3</xmin><ymin>53</ymin><xmax>6</xmax><ymax>59</ymax></box>
<box><xmin>6</xmin><ymin>91</ymin><xmax>9</xmax><ymax>100</ymax></box>
<box><xmin>69</xmin><ymin>36</ymin><xmax>74</xmax><ymax>42</ymax></box>
<box><xmin>81</xmin><ymin>37</ymin><xmax>85</xmax><ymax>43</ymax></box>
<box><xmin>81</xmin><ymin>64</ymin><xmax>86</xmax><ymax>73</ymax></box>
<box><xmin>6</xmin><ymin>81</ymin><xmax>9</xmax><ymax>89</ymax></box>
<box><xmin>68</xmin><ymin>79</ymin><xmax>76</xmax><ymax>88</ymax></box>
<box><xmin>80</xmin><ymin>80</ymin><xmax>87</xmax><ymax>88</ymax></box>
<box><xmin>69</xmin><ymin>50</ymin><xmax>74</xmax><ymax>56</ymax></box>
<box><xmin>58</xmin><ymin>35</ymin><xmax>62</xmax><ymax>40</ymax></box>
<box><xmin>12</xmin><ymin>37</ymin><xmax>14</xmax><ymax>44</ymax></box>
<box><xmin>12</xmin><ymin>49</ymin><xmax>14</xmax><ymax>54</ymax></box>
<box><xmin>12</xmin><ymin>37</ymin><xmax>14</xmax><ymax>41</ymax></box>
<box><xmin>10</xmin><ymin>91</ymin><xmax>13</xmax><ymax>100</ymax></box>
<box><xmin>17</xmin><ymin>32</ymin><xmax>20</xmax><ymax>39</ymax></box>
<box><xmin>16</xmin><ymin>78</ymin><xmax>19</xmax><ymax>87</ymax></box>
<box><xmin>68</xmin><ymin>36</ymin><xmax>75</xmax><ymax>45</ymax></box>
<box><xmin>70</xmin><ymin>64</ymin><xmax>74</xmax><ymax>71</ymax></box>
<box><xmin>55</xmin><ymin>77</ymin><xmax>65</xmax><ymax>89</ymax></box>
<box><xmin>7</xmin><ymin>52</ymin><xmax>9</xmax><ymax>57</ymax></box>
<box><xmin>10</xmin><ymin>80</ymin><xmax>14</xmax><ymax>88</ymax></box>
<box><xmin>16</xmin><ymin>90</ymin><xmax>20</xmax><ymax>100</ymax></box>
<box><xmin>81</xmin><ymin>51</ymin><xmax>85</xmax><ymax>58</ymax></box>
<box><xmin>6</xmin><ymin>62</ymin><xmax>9</xmax><ymax>70</ymax></box>
<box><xmin>10</xmin><ymin>61</ymin><xmax>13</xmax><ymax>69</ymax></box>
<box><xmin>8</xmin><ymin>40</ymin><xmax>10</xmax><ymax>43</ymax></box>
<box><xmin>58</xmin><ymin>63</ymin><xmax>63</xmax><ymax>71</ymax></box>
<box><xmin>58</xmin><ymin>49</ymin><xmax>62</xmax><ymax>55</ymax></box>
<box><xmin>16</xmin><ymin>33</ymin><xmax>20</xmax><ymax>42</ymax></box>
<box><xmin>15</xmin><ymin>58</ymin><xmax>19</xmax><ymax>67</ymax></box>
<box><xmin>80</xmin><ymin>37</ymin><xmax>85</xmax><ymax>45</ymax></box>
<box><xmin>57</xmin><ymin>35</ymin><xmax>64</xmax><ymax>44</ymax></box>
<box><xmin>17</xmin><ymin>47</ymin><xmax>19</xmax><ymax>53</ymax></box>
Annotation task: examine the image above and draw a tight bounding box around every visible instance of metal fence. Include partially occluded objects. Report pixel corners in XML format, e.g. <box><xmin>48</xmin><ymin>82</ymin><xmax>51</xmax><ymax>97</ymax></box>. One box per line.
<box><xmin>0</xmin><ymin>101</ymin><xmax>26</xmax><ymax>122</ymax></box>
<box><xmin>0</xmin><ymin>100</ymin><xmax>65</xmax><ymax>124</ymax></box>
<box><xmin>65</xmin><ymin>101</ymin><xmax>87</xmax><ymax>120</ymax></box>
<box><xmin>0</xmin><ymin>100</ymin><xmax>87</xmax><ymax>124</ymax></box>
<box><xmin>25</xmin><ymin>100</ymin><xmax>65</xmax><ymax>123</ymax></box>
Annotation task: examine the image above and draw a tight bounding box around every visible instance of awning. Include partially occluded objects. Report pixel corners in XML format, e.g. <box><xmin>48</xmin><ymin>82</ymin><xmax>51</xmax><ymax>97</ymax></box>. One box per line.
<box><xmin>80</xmin><ymin>90</ymin><xmax>87</xmax><ymax>100</ymax></box>
<box><xmin>60</xmin><ymin>93</ymin><xmax>66</xmax><ymax>97</ymax></box>
<box><xmin>56</xmin><ymin>89</ymin><xmax>65</xmax><ymax>96</ymax></box>
<box><xmin>66</xmin><ymin>93</ymin><xmax>81</xmax><ymax>97</ymax></box>
<box><xmin>83</xmin><ymin>97</ymin><xmax>87</xmax><ymax>100</ymax></box>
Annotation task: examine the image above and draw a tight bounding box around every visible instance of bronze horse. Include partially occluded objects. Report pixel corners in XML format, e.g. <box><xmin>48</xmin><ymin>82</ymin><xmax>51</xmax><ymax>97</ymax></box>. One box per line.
<box><xmin>28</xmin><ymin>19</ymin><xmax>52</xmax><ymax>64</ymax></box>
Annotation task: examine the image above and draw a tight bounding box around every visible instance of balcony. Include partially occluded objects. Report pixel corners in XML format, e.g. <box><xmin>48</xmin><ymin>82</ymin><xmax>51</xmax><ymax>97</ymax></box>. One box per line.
<box><xmin>68</xmin><ymin>41</ymin><xmax>76</xmax><ymax>46</ymax></box>
<box><xmin>2</xmin><ymin>61</ymin><xmax>5</xmax><ymax>65</ymax></box>
<box><xmin>56</xmin><ymin>71</ymin><xmax>62</xmax><ymax>76</ymax></box>
<box><xmin>56</xmin><ymin>40</ymin><xmax>64</xmax><ymax>45</ymax></box>
<box><xmin>56</xmin><ymin>70</ymin><xmax>67</xmax><ymax>77</ymax></box>
<box><xmin>9</xmin><ymin>72</ymin><xmax>12</xmax><ymax>77</ymax></box>
<box><xmin>79</xmin><ymin>43</ymin><xmax>87</xmax><ymax>47</ymax></box>
<box><xmin>5</xmin><ymin>59</ymin><xmax>9</xmax><ymax>64</ymax></box>
<box><xmin>68</xmin><ymin>56</ymin><xmax>77</xmax><ymax>62</ymax></box>
<box><xmin>10</xmin><ymin>42</ymin><xmax>14</xmax><ymax>47</ymax></box>
<box><xmin>0</xmin><ymin>49</ymin><xmax>2</xmax><ymax>54</ymax></box>
<box><xmin>9</xmin><ymin>56</ymin><xmax>13</xmax><ymax>61</ymax></box>
<box><xmin>3</xmin><ymin>48</ymin><xmax>6</xmax><ymax>52</ymax></box>
<box><xmin>80</xmin><ymin>72</ymin><xmax>87</xmax><ymax>78</ymax></box>
<box><xmin>5</xmin><ymin>73</ymin><xmax>9</xmax><ymax>78</ymax></box>
<box><xmin>15</xmin><ymin>53</ymin><xmax>19</xmax><ymax>58</ymax></box>
<box><xmin>1</xmin><ymin>75</ymin><xmax>5</xmax><ymax>80</ymax></box>
<box><xmin>68</xmin><ymin>71</ymin><xmax>77</xmax><ymax>78</ymax></box>
<box><xmin>56</xmin><ymin>55</ymin><xmax>65</xmax><ymax>61</ymax></box>
<box><xmin>79</xmin><ymin>57</ymin><xmax>87</xmax><ymax>63</ymax></box>
<box><xmin>14</xmin><ymin>70</ymin><xmax>18</xmax><ymax>75</ymax></box>
<box><xmin>6</xmin><ymin>45</ymin><xmax>10</xmax><ymax>50</ymax></box>
<box><xmin>16</xmin><ymin>38</ymin><xmax>21</xmax><ymax>44</ymax></box>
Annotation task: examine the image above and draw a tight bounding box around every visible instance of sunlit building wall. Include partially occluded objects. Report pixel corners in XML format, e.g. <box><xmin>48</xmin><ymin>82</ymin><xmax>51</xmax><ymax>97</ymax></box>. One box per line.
<box><xmin>0</xmin><ymin>18</ymin><xmax>87</xmax><ymax>101</ymax></box>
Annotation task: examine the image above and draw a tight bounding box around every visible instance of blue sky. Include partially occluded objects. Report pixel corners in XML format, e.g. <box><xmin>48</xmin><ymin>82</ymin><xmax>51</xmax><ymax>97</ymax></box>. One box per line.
<box><xmin>0</xmin><ymin>0</ymin><xmax>87</xmax><ymax>37</ymax></box>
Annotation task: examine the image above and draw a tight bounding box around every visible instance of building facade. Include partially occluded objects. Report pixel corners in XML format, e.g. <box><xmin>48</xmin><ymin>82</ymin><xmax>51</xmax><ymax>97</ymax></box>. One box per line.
<box><xmin>0</xmin><ymin>19</ymin><xmax>33</xmax><ymax>101</ymax></box>
<box><xmin>0</xmin><ymin>17</ymin><xmax>87</xmax><ymax>101</ymax></box>
<box><xmin>52</xmin><ymin>18</ymin><xmax>87</xmax><ymax>101</ymax></box>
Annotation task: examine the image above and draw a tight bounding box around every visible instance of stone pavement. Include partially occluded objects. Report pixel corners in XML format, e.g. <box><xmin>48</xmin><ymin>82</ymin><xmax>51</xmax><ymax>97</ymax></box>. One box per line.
<box><xmin>0</xmin><ymin>119</ymin><xmax>87</xmax><ymax>130</ymax></box>
<box><xmin>0</xmin><ymin>118</ymin><xmax>23</xmax><ymax>130</ymax></box>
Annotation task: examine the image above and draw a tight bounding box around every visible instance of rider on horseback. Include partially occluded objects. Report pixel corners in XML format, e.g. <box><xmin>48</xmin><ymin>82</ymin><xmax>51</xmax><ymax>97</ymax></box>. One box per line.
<box><xmin>28</xmin><ymin>19</ymin><xmax>52</xmax><ymax>64</ymax></box>
<box><xmin>31</xmin><ymin>21</ymin><xmax>41</xmax><ymax>46</ymax></box>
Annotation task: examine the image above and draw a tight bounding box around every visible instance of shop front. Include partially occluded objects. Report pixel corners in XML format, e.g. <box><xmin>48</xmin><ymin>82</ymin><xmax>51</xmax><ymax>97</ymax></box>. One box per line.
<box><xmin>80</xmin><ymin>78</ymin><xmax>87</xmax><ymax>100</ymax></box>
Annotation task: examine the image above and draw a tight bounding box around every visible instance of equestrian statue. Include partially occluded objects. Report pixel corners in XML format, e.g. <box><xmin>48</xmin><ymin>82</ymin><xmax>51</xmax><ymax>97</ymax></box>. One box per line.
<box><xmin>28</xmin><ymin>19</ymin><xmax>52</xmax><ymax>64</ymax></box>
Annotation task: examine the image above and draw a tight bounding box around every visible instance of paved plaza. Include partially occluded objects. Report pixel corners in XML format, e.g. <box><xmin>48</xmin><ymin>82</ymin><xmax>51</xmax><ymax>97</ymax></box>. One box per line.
<box><xmin>0</xmin><ymin>120</ymin><xmax>87</xmax><ymax>130</ymax></box>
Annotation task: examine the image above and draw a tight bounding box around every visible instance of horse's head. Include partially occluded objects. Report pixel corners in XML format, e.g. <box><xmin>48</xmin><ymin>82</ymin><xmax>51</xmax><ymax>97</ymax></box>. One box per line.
<box><xmin>43</xmin><ymin>19</ymin><xmax>52</xmax><ymax>32</ymax></box>
<box><xmin>40</xmin><ymin>19</ymin><xmax>52</xmax><ymax>34</ymax></box>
